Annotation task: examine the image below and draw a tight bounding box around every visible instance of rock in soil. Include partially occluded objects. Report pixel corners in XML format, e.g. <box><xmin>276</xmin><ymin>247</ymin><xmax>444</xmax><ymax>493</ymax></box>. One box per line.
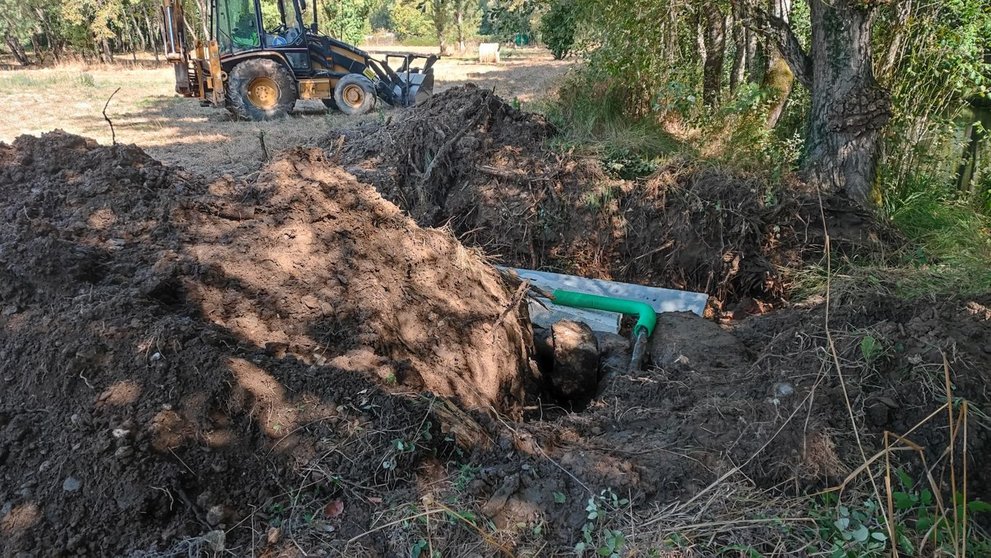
<box><xmin>548</xmin><ymin>320</ymin><xmax>599</xmax><ymax>400</ymax></box>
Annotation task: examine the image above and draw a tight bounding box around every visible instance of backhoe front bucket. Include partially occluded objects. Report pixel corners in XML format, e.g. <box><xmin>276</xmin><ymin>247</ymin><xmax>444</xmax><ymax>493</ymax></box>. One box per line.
<box><xmin>369</xmin><ymin>53</ymin><xmax>438</xmax><ymax>108</ymax></box>
<box><xmin>395</xmin><ymin>70</ymin><xmax>434</xmax><ymax>106</ymax></box>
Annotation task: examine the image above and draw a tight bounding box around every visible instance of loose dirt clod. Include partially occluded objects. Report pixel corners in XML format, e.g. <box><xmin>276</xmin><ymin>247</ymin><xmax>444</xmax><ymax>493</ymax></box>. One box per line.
<box><xmin>0</xmin><ymin>132</ymin><xmax>539</xmax><ymax>555</ymax></box>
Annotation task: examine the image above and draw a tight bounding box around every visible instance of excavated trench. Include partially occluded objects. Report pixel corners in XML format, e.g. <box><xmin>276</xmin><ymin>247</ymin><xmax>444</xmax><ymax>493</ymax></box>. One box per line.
<box><xmin>2</xmin><ymin>90</ymin><xmax>990</xmax><ymax>556</ymax></box>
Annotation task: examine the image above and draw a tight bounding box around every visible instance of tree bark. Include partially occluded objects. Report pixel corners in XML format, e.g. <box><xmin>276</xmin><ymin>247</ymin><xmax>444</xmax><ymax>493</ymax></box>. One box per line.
<box><xmin>146</xmin><ymin>11</ymin><xmax>160</xmax><ymax>62</ymax></box>
<box><xmin>762</xmin><ymin>0</ymin><xmax>793</xmax><ymax>128</ymax></box>
<box><xmin>730</xmin><ymin>2</ymin><xmax>748</xmax><ymax>93</ymax></box>
<box><xmin>453</xmin><ymin>0</ymin><xmax>467</xmax><ymax>52</ymax></box>
<box><xmin>4</xmin><ymin>31</ymin><xmax>32</xmax><ymax>66</ymax></box>
<box><xmin>100</xmin><ymin>36</ymin><xmax>113</xmax><ymax>63</ymax></box>
<box><xmin>803</xmin><ymin>0</ymin><xmax>890</xmax><ymax>204</ymax></box>
<box><xmin>701</xmin><ymin>1</ymin><xmax>726</xmax><ymax>107</ymax></box>
<box><xmin>34</xmin><ymin>8</ymin><xmax>61</xmax><ymax>63</ymax></box>
<box><xmin>431</xmin><ymin>0</ymin><xmax>450</xmax><ymax>56</ymax></box>
<box><xmin>740</xmin><ymin>0</ymin><xmax>890</xmax><ymax>204</ymax></box>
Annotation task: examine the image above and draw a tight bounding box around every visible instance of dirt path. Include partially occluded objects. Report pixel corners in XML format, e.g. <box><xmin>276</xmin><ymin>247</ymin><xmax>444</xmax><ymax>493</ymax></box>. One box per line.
<box><xmin>0</xmin><ymin>49</ymin><xmax>570</xmax><ymax>178</ymax></box>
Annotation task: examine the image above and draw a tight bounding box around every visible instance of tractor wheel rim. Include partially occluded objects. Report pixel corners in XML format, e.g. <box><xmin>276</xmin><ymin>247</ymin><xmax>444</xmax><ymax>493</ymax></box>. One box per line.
<box><xmin>342</xmin><ymin>83</ymin><xmax>364</xmax><ymax>107</ymax></box>
<box><xmin>247</xmin><ymin>77</ymin><xmax>279</xmax><ymax>110</ymax></box>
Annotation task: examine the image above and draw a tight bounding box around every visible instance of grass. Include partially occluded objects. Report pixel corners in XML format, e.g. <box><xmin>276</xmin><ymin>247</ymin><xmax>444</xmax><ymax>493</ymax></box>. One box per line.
<box><xmin>0</xmin><ymin>70</ymin><xmax>97</xmax><ymax>90</ymax></box>
<box><xmin>883</xmin><ymin>188</ymin><xmax>991</xmax><ymax>296</ymax></box>
<box><xmin>536</xmin><ymin>71</ymin><xmax>683</xmax><ymax>179</ymax></box>
<box><xmin>792</xmin><ymin>186</ymin><xmax>991</xmax><ymax>301</ymax></box>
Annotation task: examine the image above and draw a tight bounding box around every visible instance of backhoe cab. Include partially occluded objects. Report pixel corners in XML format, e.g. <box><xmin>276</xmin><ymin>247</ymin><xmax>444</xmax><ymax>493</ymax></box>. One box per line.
<box><xmin>161</xmin><ymin>0</ymin><xmax>436</xmax><ymax>120</ymax></box>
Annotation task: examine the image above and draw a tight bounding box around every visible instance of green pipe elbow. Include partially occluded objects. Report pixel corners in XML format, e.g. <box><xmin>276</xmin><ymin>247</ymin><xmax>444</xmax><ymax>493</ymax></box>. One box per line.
<box><xmin>551</xmin><ymin>289</ymin><xmax>657</xmax><ymax>337</ymax></box>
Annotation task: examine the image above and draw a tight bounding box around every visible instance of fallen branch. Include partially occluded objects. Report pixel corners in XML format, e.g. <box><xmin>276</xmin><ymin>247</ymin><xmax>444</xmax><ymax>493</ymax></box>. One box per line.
<box><xmin>102</xmin><ymin>87</ymin><xmax>121</xmax><ymax>146</ymax></box>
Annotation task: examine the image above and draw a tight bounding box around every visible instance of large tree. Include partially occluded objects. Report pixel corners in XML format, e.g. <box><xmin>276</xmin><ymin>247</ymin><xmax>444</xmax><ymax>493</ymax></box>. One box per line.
<box><xmin>745</xmin><ymin>0</ymin><xmax>891</xmax><ymax>204</ymax></box>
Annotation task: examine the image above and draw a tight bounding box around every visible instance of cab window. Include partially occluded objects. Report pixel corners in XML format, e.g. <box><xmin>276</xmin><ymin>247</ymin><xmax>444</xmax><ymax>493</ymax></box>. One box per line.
<box><xmin>258</xmin><ymin>0</ymin><xmax>303</xmax><ymax>47</ymax></box>
<box><xmin>216</xmin><ymin>0</ymin><xmax>260</xmax><ymax>53</ymax></box>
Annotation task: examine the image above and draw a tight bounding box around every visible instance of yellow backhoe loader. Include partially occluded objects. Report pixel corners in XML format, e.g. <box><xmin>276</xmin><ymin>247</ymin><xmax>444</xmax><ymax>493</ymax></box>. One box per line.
<box><xmin>161</xmin><ymin>0</ymin><xmax>436</xmax><ymax>120</ymax></box>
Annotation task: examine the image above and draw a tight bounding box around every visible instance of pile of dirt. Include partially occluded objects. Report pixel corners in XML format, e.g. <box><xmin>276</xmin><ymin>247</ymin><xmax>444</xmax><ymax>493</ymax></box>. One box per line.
<box><xmin>0</xmin><ymin>132</ymin><xmax>539</xmax><ymax>555</ymax></box>
<box><xmin>1</xmin><ymin>130</ymin><xmax>989</xmax><ymax>556</ymax></box>
<box><xmin>330</xmin><ymin>85</ymin><xmax>890</xmax><ymax>311</ymax></box>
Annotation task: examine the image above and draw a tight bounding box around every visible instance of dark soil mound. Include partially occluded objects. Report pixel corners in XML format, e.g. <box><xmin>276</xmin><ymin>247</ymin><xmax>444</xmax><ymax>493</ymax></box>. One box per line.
<box><xmin>0</xmin><ymin>132</ymin><xmax>538</xmax><ymax>555</ymax></box>
<box><xmin>461</xmin><ymin>293</ymin><xmax>991</xmax><ymax>550</ymax></box>
<box><xmin>330</xmin><ymin>85</ymin><xmax>890</xmax><ymax>310</ymax></box>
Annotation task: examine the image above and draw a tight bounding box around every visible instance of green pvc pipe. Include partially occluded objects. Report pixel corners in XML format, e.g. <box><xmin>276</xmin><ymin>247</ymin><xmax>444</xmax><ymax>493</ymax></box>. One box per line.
<box><xmin>551</xmin><ymin>290</ymin><xmax>657</xmax><ymax>337</ymax></box>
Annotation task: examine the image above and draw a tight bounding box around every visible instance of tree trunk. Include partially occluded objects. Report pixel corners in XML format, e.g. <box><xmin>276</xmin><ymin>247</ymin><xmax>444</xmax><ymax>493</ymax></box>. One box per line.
<box><xmin>730</xmin><ymin>2</ymin><xmax>748</xmax><ymax>93</ymax></box>
<box><xmin>956</xmin><ymin>99</ymin><xmax>991</xmax><ymax>193</ymax></box>
<box><xmin>763</xmin><ymin>0</ymin><xmax>793</xmax><ymax>128</ymax></box>
<box><xmin>455</xmin><ymin>10</ymin><xmax>465</xmax><ymax>52</ymax></box>
<box><xmin>702</xmin><ymin>1</ymin><xmax>727</xmax><ymax>107</ymax></box>
<box><xmin>431</xmin><ymin>0</ymin><xmax>450</xmax><ymax>56</ymax></box>
<box><xmin>803</xmin><ymin>1</ymin><xmax>890</xmax><ymax>204</ymax></box>
<box><xmin>146</xmin><ymin>11</ymin><xmax>160</xmax><ymax>62</ymax></box>
<box><xmin>763</xmin><ymin>57</ymin><xmax>793</xmax><ymax>128</ymax></box>
<box><xmin>100</xmin><ymin>37</ymin><xmax>113</xmax><ymax>63</ymax></box>
<box><xmin>34</xmin><ymin>8</ymin><xmax>61</xmax><ymax>63</ymax></box>
<box><xmin>4</xmin><ymin>31</ymin><xmax>32</xmax><ymax>66</ymax></box>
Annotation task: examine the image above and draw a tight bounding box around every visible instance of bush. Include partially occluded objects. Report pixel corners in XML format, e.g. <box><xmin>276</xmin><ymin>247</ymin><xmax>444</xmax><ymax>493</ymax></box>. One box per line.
<box><xmin>540</xmin><ymin>69</ymin><xmax>680</xmax><ymax>178</ymax></box>
<box><xmin>389</xmin><ymin>0</ymin><xmax>433</xmax><ymax>41</ymax></box>
<box><xmin>539</xmin><ymin>1</ymin><xmax>577</xmax><ymax>60</ymax></box>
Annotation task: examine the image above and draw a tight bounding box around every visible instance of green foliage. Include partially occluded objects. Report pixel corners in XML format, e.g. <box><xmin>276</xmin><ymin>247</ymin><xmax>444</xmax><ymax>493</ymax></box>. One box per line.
<box><xmin>482</xmin><ymin>0</ymin><xmax>542</xmax><ymax>42</ymax></box>
<box><xmin>814</xmin><ymin>499</ymin><xmax>889</xmax><ymax>557</ymax></box>
<box><xmin>573</xmin><ymin>489</ymin><xmax>630</xmax><ymax>557</ymax></box>
<box><xmin>540</xmin><ymin>69</ymin><xmax>680</xmax><ymax>178</ymax></box>
<box><xmin>859</xmin><ymin>334</ymin><xmax>882</xmax><ymax>364</ymax></box>
<box><xmin>570</xmin><ymin>0</ymin><xmax>693</xmax><ymax>116</ymax></box>
<box><xmin>539</xmin><ymin>0</ymin><xmax>576</xmax><ymax>60</ymax></box>
<box><xmin>884</xmin><ymin>181</ymin><xmax>991</xmax><ymax>296</ymax></box>
<box><xmin>879</xmin><ymin>0</ymin><xmax>991</xmax><ymax>201</ymax></box>
<box><xmin>389</xmin><ymin>0</ymin><xmax>433</xmax><ymax>39</ymax></box>
<box><xmin>805</xmin><ymin>473</ymin><xmax>991</xmax><ymax>557</ymax></box>
<box><xmin>322</xmin><ymin>0</ymin><xmax>372</xmax><ymax>44</ymax></box>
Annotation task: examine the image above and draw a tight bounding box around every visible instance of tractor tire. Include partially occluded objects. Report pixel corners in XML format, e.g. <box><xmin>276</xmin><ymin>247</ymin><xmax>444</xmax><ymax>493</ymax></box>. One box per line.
<box><xmin>226</xmin><ymin>58</ymin><xmax>298</xmax><ymax>121</ymax></box>
<box><xmin>334</xmin><ymin>74</ymin><xmax>376</xmax><ymax>116</ymax></box>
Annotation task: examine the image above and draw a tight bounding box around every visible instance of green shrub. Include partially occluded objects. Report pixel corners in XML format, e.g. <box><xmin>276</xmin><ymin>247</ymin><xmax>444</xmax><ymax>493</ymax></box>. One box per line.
<box><xmin>539</xmin><ymin>0</ymin><xmax>577</xmax><ymax>60</ymax></box>
<box><xmin>539</xmin><ymin>69</ymin><xmax>681</xmax><ymax>177</ymax></box>
<box><xmin>389</xmin><ymin>0</ymin><xmax>433</xmax><ymax>41</ymax></box>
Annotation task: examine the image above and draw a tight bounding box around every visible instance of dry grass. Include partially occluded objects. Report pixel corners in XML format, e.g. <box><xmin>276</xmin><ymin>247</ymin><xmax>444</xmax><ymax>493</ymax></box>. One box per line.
<box><xmin>0</xmin><ymin>48</ymin><xmax>570</xmax><ymax>178</ymax></box>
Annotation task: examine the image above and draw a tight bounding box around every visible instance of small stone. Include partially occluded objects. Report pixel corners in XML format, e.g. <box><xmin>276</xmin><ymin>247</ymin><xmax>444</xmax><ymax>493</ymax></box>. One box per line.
<box><xmin>203</xmin><ymin>530</ymin><xmax>225</xmax><ymax>552</ymax></box>
<box><xmin>111</xmin><ymin>428</ymin><xmax>131</xmax><ymax>439</ymax></box>
<box><xmin>70</xmin><ymin>414</ymin><xmax>81</xmax><ymax>426</ymax></box>
<box><xmin>206</xmin><ymin>505</ymin><xmax>225</xmax><ymax>526</ymax></box>
<box><xmin>62</xmin><ymin>476</ymin><xmax>82</xmax><ymax>492</ymax></box>
<box><xmin>1</xmin><ymin>305</ymin><xmax>17</xmax><ymax>316</ymax></box>
<box><xmin>266</xmin><ymin>527</ymin><xmax>281</xmax><ymax>545</ymax></box>
<box><xmin>590</xmin><ymin>426</ymin><xmax>603</xmax><ymax>436</ymax></box>
<box><xmin>773</xmin><ymin>382</ymin><xmax>795</xmax><ymax>398</ymax></box>
<box><xmin>114</xmin><ymin>446</ymin><xmax>134</xmax><ymax>460</ymax></box>
<box><xmin>149</xmin><ymin>352</ymin><xmax>162</xmax><ymax>362</ymax></box>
